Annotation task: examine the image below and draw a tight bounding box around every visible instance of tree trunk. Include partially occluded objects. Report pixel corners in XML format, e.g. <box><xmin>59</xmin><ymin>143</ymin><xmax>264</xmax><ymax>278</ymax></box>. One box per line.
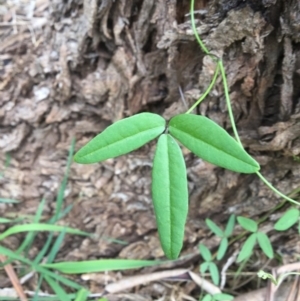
<box><xmin>0</xmin><ymin>0</ymin><xmax>300</xmax><ymax>296</ymax></box>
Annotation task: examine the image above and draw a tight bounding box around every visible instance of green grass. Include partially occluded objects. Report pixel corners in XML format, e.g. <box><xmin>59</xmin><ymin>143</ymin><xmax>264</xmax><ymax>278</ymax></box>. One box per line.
<box><xmin>0</xmin><ymin>139</ymin><xmax>162</xmax><ymax>301</ymax></box>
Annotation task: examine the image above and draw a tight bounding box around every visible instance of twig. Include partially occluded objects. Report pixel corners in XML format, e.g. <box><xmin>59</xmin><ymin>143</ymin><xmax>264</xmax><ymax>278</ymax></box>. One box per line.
<box><xmin>0</xmin><ymin>254</ymin><xmax>28</xmax><ymax>301</ymax></box>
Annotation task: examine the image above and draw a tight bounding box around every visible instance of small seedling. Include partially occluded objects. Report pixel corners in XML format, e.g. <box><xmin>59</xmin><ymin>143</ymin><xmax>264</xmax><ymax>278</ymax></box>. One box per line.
<box><xmin>258</xmin><ymin>270</ymin><xmax>300</xmax><ymax>286</ymax></box>
<box><xmin>199</xmin><ymin>243</ymin><xmax>220</xmax><ymax>285</ymax></box>
<box><xmin>206</xmin><ymin>215</ymin><xmax>235</xmax><ymax>260</ymax></box>
<box><xmin>257</xmin><ymin>270</ymin><xmax>278</xmax><ymax>284</ymax></box>
<box><xmin>237</xmin><ymin>217</ymin><xmax>273</xmax><ymax>262</ymax></box>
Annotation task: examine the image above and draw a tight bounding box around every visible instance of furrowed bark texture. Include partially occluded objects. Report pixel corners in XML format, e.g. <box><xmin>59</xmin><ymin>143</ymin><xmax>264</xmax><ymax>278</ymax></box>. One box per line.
<box><xmin>0</xmin><ymin>0</ymin><xmax>299</xmax><ymax>282</ymax></box>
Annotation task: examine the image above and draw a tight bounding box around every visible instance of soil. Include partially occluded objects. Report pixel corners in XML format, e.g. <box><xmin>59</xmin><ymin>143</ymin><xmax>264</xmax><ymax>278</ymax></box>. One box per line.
<box><xmin>0</xmin><ymin>0</ymin><xmax>300</xmax><ymax>300</ymax></box>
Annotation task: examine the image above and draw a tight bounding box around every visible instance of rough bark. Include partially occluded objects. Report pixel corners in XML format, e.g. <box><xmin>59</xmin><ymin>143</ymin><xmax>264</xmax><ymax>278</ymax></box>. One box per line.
<box><xmin>1</xmin><ymin>0</ymin><xmax>300</xmax><ymax>298</ymax></box>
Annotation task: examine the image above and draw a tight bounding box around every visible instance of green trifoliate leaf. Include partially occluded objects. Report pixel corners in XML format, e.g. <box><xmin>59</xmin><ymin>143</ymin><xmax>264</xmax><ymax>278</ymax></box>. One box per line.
<box><xmin>201</xmin><ymin>295</ymin><xmax>212</xmax><ymax>301</ymax></box>
<box><xmin>168</xmin><ymin>114</ymin><xmax>260</xmax><ymax>173</ymax></box>
<box><xmin>199</xmin><ymin>243</ymin><xmax>212</xmax><ymax>261</ymax></box>
<box><xmin>209</xmin><ymin>262</ymin><xmax>220</xmax><ymax>285</ymax></box>
<box><xmin>224</xmin><ymin>214</ymin><xmax>235</xmax><ymax>237</ymax></box>
<box><xmin>237</xmin><ymin>216</ymin><xmax>258</xmax><ymax>232</ymax></box>
<box><xmin>274</xmin><ymin>208</ymin><xmax>299</xmax><ymax>231</ymax></box>
<box><xmin>152</xmin><ymin>134</ymin><xmax>188</xmax><ymax>259</ymax></box>
<box><xmin>256</xmin><ymin>232</ymin><xmax>274</xmax><ymax>259</ymax></box>
<box><xmin>217</xmin><ymin>238</ymin><xmax>228</xmax><ymax>260</ymax></box>
<box><xmin>237</xmin><ymin>233</ymin><xmax>257</xmax><ymax>262</ymax></box>
<box><xmin>206</xmin><ymin>218</ymin><xmax>224</xmax><ymax>237</ymax></box>
<box><xmin>74</xmin><ymin>113</ymin><xmax>165</xmax><ymax>164</ymax></box>
<box><xmin>200</xmin><ymin>262</ymin><xmax>210</xmax><ymax>274</ymax></box>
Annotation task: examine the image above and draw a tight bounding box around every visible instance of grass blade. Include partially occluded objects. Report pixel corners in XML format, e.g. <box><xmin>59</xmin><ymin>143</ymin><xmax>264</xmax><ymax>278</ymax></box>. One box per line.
<box><xmin>0</xmin><ymin>218</ymin><xmax>14</xmax><ymax>223</ymax></box>
<box><xmin>0</xmin><ymin>198</ymin><xmax>19</xmax><ymax>204</ymax></box>
<box><xmin>74</xmin><ymin>289</ymin><xmax>89</xmax><ymax>301</ymax></box>
<box><xmin>0</xmin><ymin>223</ymin><xmax>90</xmax><ymax>241</ymax></box>
<box><xmin>0</xmin><ymin>245</ymin><xmax>82</xmax><ymax>290</ymax></box>
<box><xmin>34</xmin><ymin>233</ymin><xmax>54</xmax><ymax>264</ymax></box>
<box><xmin>43</xmin><ymin>259</ymin><xmax>162</xmax><ymax>274</ymax></box>
<box><xmin>54</xmin><ymin>139</ymin><xmax>75</xmax><ymax>221</ymax></box>
<box><xmin>47</xmin><ymin>230</ymin><xmax>66</xmax><ymax>264</ymax></box>
<box><xmin>17</xmin><ymin>198</ymin><xmax>46</xmax><ymax>255</ymax></box>
<box><xmin>45</xmin><ymin>275</ymin><xmax>71</xmax><ymax>301</ymax></box>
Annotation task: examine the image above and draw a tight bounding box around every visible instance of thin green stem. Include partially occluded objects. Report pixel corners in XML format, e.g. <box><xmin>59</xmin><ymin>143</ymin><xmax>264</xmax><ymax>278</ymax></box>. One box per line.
<box><xmin>256</xmin><ymin>172</ymin><xmax>300</xmax><ymax>206</ymax></box>
<box><xmin>185</xmin><ymin>63</ymin><xmax>220</xmax><ymax>114</ymax></box>
<box><xmin>278</xmin><ymin>272</ymin><xmax>300</xmax><ymax>285</ymax></box>
<box><xmin>219</xmin><ymin>61</ymin><xmax>242</xmax><ymax>146</ymax></box>
<box><xmin>190</xmin><ymin>0</ymin><xmax>299</xmax><ymax>206</ymax></box>
<box><xmin>190</xmin><ymin>0</ymin><xmax>210</xmax><ymax>56</ymax></box>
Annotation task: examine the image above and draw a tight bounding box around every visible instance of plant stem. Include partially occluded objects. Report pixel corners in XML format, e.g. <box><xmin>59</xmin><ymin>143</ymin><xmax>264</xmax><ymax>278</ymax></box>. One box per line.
<box><xmin>256</xmin><ymin>171</ymin><xmax>300</xmax><ymax>206</ymax></box>
<box><xmin>190</xmin><ymin>0</ymin><xmax>300</xmax><ymax>206</ymax></box>
<box><xmin>219</xmin><ymin>62</ymin><xmax>242</xmax><ymax>146</ymax></box>
<box><xmin>190</xmin><ymin>0</ymin><xmax>210</xmax><ymax>56</ymax></box>
<box><xmin>185</xmin><ymin>63</ymin><xmax>220</xmax><ymax>114</ymax></box>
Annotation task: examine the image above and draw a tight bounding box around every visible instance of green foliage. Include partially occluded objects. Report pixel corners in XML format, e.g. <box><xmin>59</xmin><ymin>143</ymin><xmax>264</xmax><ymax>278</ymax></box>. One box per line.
<box><xmin>201</xmin><ymin>295</ymin><xmax>213</xmax><ymax>301</ymax></box>
<box><xmin>74</xmin><ymin>109</ymin><xmax>262</xmax><ymax>259</ymax></box>
<box><xmin>74</xmin><ymin>113</ymin><xmax>165</xmax><ymax>164</ymax></box>
<box><xmin>0</xmin><ymin>223</ymin><xmax>89</xmax><ymax>241</ymax></box>
<box><xmin>258</xmin><ymin>269</ymin><xmax>300</xmax><ymax>286</ymax></box>
<box><xmin>199</xmin><ymin>244</ymin><xmax>212</xmax><ymax>262</ymax></box>
<box><xmin>43</xmin><ymin>259</ymin><xmax>161</xmax><ymax>274</ymax></box>
<box><xmin>274</xmin><ymin>208</ymin><xmax>299</xmax><ymax>231</ymax></box>
<box><xmin>237</xmin><ymin>216</ymin><xmax>273</xmax><ymax>262</ymax></box>
<box><xmin>206</xmin><ymin>219</ymin><xmax>224</xmax><ymax>237</ymax></box>
<box><xmin>217</xmin><ymin>238</ymin><xmax>228</xmax><ymax>261</ymax></box>
<box><xmin>237</xmin><ymin>217</ymin><xmax>258</xmax><ymax>232</ymax></box>
<box><xmin>74</xmin><ymin>106</ymin><xmax>262</xmax><ymax>259</ymax></box>
<box><xmin>0</xmin><ymin>198</ymin><xmax>19</xmax><ymax>204</ymax></box>
<box><xmin>205</xmin><ymin>215</ymin><xmax>235</xmax><ymax>260</ymax></box>
<box><xmin>74</xmin><ymin>289</ymin><xmax>89</xmax><ymax>301</ymax></box>
<box><xmin>256</xmin><ymin>232</ymin><xmax>273</xmax><ymax>259</ymax></box>
<box><xmin>199</xmin><ymin>244</ymin><xmax>220</xmax><ymax>285</ymax></box>
<box><xmin>200</xmin><ymin>293</ymin><xmax>234</xmax><ymax>301</ymax></box>
<box><xmin>209</xmin><ymin>262</ymin><xmax>220</xmax><ymax>286</ymax></box>
<box><xmin>213</xmin><ymin>293</ymin><xmax>234</xmax><ymax>301</ymax></box>
<box><xmin>0</xmin><ymin>141</ymin><xmax>162</xmax><ymax>301</ymax></box>
<box><xmin>237</xmin><ymin>233</ymin><xmax>257</xmax><ymax>262</ymax></box>
<box><xmin>152</xmin><ymin>134</ymin><xmax>188</xmax><ymax>259</ymax></box>
<box><xmin>2</xmin><ymin>1</ymin><xmax>300</xmax><ymax>300</ymax></box>
<box><xmin>224</xmin><ymin>215</ymin><xmax>235</xmax><ymax>237</ymax></box>
<box><xmin>169</xmin><ymin>114</ymin><xmax>260</xmax><ymax>174</ymax></box>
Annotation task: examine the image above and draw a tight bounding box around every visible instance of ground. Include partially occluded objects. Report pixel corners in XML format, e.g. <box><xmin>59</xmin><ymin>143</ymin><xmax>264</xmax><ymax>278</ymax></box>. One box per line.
<box><xmin>0</xmin><ymin>0</ymin><xmax>300</xmax><ymax>300</ymax></box>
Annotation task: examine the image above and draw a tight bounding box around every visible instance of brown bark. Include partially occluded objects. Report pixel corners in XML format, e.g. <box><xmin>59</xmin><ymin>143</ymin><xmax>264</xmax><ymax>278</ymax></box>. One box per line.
<box><xmin>1</xmin><ymin>0</ymin><xmax>300</xmax><ymax>298</ymax></box>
